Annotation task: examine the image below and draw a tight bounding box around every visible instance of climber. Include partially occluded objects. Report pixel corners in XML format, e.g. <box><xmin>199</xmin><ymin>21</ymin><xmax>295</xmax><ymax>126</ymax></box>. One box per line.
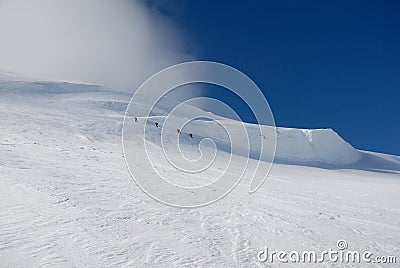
<box><xmin>155</xmin><ymin>122</ymin><xmax>159</xmax><ymax>128</ymax></box>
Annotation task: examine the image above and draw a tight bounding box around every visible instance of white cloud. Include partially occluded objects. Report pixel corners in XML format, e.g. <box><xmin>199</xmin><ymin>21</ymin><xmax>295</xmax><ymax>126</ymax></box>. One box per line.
<box><xmin>0</xmin><ymin>0</ymin><xmax>193</xmax><ymax>90</ymax></box>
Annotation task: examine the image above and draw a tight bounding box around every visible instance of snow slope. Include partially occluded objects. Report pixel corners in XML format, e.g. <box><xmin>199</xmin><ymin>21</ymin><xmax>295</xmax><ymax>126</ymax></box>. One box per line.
<box><xmin>0</xmin><ymin>73</ymin><xmax>399</xmax><ymax>267</ymax></box>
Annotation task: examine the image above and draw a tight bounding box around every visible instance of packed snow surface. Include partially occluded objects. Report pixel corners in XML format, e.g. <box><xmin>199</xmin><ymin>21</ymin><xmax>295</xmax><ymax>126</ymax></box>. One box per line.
<box><xmin>0</xmin><ymin>72</ymin><xmax>399</xmax><ymax>267</ymax></box>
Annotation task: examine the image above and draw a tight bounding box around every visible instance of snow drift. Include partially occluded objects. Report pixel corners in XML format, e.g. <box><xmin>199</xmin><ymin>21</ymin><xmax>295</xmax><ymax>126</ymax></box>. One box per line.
<box><xmin>0</xmin><ymin>72</ymin><xmax>362</xmax><ymax>166</ymax></box>
<box><xmin>275</xmin><ymin>127</ymin><xmax>362</xmax><ymax>165</ymax></box>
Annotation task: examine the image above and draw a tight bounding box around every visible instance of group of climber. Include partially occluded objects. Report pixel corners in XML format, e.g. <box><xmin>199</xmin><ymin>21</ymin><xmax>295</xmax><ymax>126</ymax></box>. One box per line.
<box><xmin>134</xmin><ymin>117</ymin><xmax>193</xmax><ymax>138</ymax></box>
<box><xmin>177</xmin><ymin>128</ymin><xmax>193</xmax><ymax>138</ymax></box>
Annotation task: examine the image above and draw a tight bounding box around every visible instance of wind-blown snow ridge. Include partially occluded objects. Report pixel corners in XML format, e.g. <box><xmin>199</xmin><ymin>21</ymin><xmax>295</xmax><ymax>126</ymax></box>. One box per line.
<box><xmin>275</xmin><ymin>127</ymin><xmax>362</xmax><ymax>165</ymax></box>
<box><xmin>0</xmin><ymin>74</ymin><xmax>373</xmax><ymax>167</ymax></box>
<box><xmin>124</xmin><ymin>94</ymin><xmax>363</xmax><ymax>166</ymax></box>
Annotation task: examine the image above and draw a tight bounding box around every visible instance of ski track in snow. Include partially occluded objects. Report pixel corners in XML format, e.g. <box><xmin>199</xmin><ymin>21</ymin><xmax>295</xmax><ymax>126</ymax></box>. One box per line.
<box><xmin>0</xmin><ymin>76</ymin><xmax>399</xmax><ymax>267</ymax></box>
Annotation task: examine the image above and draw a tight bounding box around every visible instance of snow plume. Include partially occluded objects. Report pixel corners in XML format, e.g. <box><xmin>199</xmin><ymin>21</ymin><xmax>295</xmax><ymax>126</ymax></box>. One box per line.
<box><xmin>0</xmin><ymin>0</ymin><xmax>193</xmax><ymax>90</ymax></box>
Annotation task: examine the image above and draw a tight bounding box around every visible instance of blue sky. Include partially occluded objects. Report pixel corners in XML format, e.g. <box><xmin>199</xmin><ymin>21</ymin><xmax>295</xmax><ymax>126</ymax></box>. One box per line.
<box><xmin>152</xmin><ymin>0</ymin><xmax>400</xmax><ymax>155</ymax></box>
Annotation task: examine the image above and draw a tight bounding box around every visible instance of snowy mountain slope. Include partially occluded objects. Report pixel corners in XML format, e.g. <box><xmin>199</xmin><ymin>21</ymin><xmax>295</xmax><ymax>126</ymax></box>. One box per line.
<box><xmin>0</xmin><ymin>74</ymin><xmax>399</xmax><ymax>267</ymax></box>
